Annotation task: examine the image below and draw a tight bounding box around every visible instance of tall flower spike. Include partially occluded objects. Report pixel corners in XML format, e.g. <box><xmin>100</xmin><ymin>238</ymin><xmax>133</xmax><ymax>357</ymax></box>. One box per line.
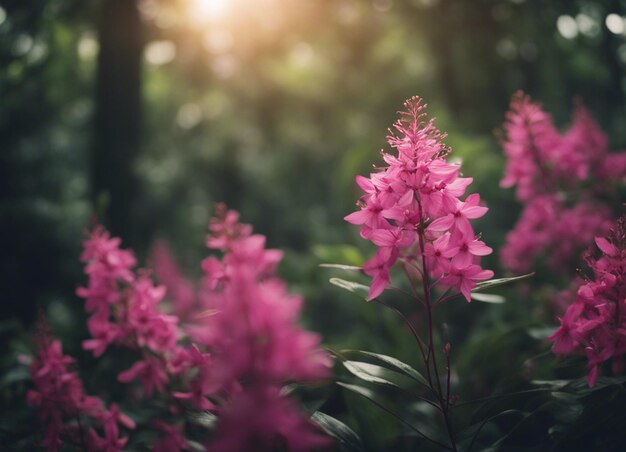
<box><xmin>200</xmin><ymin>205</ymin><xmax>332</xmax><ymax>450</ymax></box>
<box><xmin>499</xmin><ymin>92</ymin><xmax>621</xmax><ymax>275</ymax></box>
<box><xmin>345</xmin><ymin>97</ymin><xmax>493</xmax><ymax>300</ymax></box>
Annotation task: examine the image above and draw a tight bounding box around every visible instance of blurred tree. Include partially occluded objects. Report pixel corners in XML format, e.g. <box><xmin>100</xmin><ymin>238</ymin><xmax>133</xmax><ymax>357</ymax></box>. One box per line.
<box><xmin>93</xmin><ymin>0</ymin><xmax>143</xmax><ymax>244</ymax></box>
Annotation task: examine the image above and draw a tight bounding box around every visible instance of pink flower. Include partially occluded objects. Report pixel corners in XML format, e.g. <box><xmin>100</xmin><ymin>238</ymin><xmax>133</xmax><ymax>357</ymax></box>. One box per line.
<box><xmin>210</xmin><ymin>387</ymin><xmax>331</xmax><ymax>452</ymax></box>
<box><xmin>549</xmin><ymin>301</ymin><xmax>584</xmax><ymax>355</ymax></box>
<box><xmin>499</xmin><ymin>92</ymin><xmax>621</xmax><ymax>276</ymax></box>
<box><xmin>500</xmin><ymin>193</ymin><xmax>613</xmax><ymax>274</ymax></box>
<box><xmin>363</xmin><ymin>249</ymin><xmax>393</xmax><ymax>299</ymax></box>
<box><xmin>118</xmin><ymin>356</ymin><xmax>168</xmax><ymax>397</ymax></box>
<box><xmin>549</xmin><ymin>216</ymin><xmax>626</xmax><ymax>386</ymax></box>
<box><xmin>423</xmin><ymin>233</ymin><xmax>452</xmax><ymax>278</ymax></box>
<box><xmin>152</xmin><ymin>421</ymin><xmax>188</xmax><ymax>452</ymax></box>
<box><xmin>428</xmin><ymin>194</ymin><xmax>488</xmax><ymax>236</ymax></box>
<box><xmin>68</xmin><ymin>210</ymin><xmax>329</xmax><ymax>450</ymax></box>
<box><xmin>440</xmin><ymin>265</ymin><xmax>494</xmax><ymax>301</ymax></box>
<box><xmin>445</xmin><ymin>232</ymin><xmax>493</xmax><ymax>269</ymax></box>
<box><xmin>26</xmin><ymin>329</ymin><xmax>135</xmax><ymax>451</ymax></box>
<box><xmin>499</xmin><ymin>91</ymin><xmax>562</xmax><ymax>200</ymax></box>
<box><xmin>83</xmin><ymin>310</ymin><xmax>120</xmax><ymax>357</ymax></box>
<box><xmin>198</xmin><ymin>206</ymin><xmax>332</xmax><ymax>449</ymax></box>
<box><xmin>172</xmin><ymin>346</ymin><xmax>217</xmax><ymax>410</ymax></box>
<box><xmin>345</xmin><ymin>97</ymin><xmax>492</xmax><ymax>301</ymax></box>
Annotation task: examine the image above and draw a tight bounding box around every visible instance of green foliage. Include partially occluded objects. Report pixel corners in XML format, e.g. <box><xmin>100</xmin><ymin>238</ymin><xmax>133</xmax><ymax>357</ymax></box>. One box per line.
<box><xmin>329</xmin><ymin>278</ymin><xmax>371</xmax><ymax>301</ymax></box>
<box><xmin>311</xmin><ymin>411</ymin><xmax>364</xmax><ymax>452</ymax></box>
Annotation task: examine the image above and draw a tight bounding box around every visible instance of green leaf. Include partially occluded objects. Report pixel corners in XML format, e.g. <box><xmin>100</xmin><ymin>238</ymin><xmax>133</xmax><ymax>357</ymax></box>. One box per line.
<box><xmin>337</xmin><ymin>382</ymin><xmax>451</xmax><ymax>450</ymax></box>
<box><xmin>311</xmin><ymin>411</ymin><xmax>364</xmax><ymax>452</ymax></box>
<box><xmin>343</xmin><ymin>361</ymin><xmax>404</xmax><ymax>388</ymax></box>
<box><xmin>0</xmin><ymin>366</ymin><xmax>30</xmax><ymax>389</ymax></box>
<box><xmin>319</xmin><ymin>263</ymin><xmax>362</xmax><ymax>271</ymax></box>
<box><xmin>329</xmin><ymin>278</ymin><xmax>370</xmax><ymax>300</ymax></box>
<box><xmin>186</xmin><ymin>440</ymin><xmax>206</xmax><ymax>452</ymax></box>
<box><xmin>531</xmin><ymin>379</ymin><xmax>572</xmax><ymax>389</ymax></box>
<box><xmin>527</xmin><ymin>326</ymin><xmax>557</xmax><ymax>340</ymax></box>
<box><xmin>470</xmin><ymin>292</ymin><xmax>505</xmax><ymax>303</ymax></box>
<box><xmin>338</xmin><ymin>381</ymin><xmax>378</xmax><ymax>400</ymax></box>
<box><xmin>342</xmin><ymin>350</ymin><xmax>429</xmax><ymax>387</ymax></box>
<box><xmin>186</xmin><ymin>411</ymin><xmax>217</xmax><ymax>429</ymax></box>
<box><xmin>473</xmin><ymin>273</ymin><xmax>534</xmax><ymax>293</ymax></box>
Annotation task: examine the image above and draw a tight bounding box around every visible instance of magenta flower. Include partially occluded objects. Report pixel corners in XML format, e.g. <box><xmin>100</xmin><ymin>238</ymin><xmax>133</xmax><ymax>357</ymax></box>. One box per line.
<box><xmin>345</xmin><ymin>97</ymin><xmax>493</xmax><ymax>301</ymax></box>
<box><xmin>423</xmin><ymin>233</ymin><xmax>452</xmax><ymax>278</ymax></box>
<box><xmin>499</xmin><ymin>92</ymin><xmax>624</xmax><ymax>275</ymax></box>
<box><xmin>27</xmin><ymin>331</ymin><xmax>133</xmax><ymax>451</ymax></box>
<box><xmin>428</xmin><ymin>194</ymin><xmax>488</xmax><ymax>236</ymax></box>
<box><xmin>117</xmin><ymin>356</ymin><xmax>169</xmax><ymax>398</ymax></box>
<box><xmin>152</xmin><ymin>422</ymin><xmax>189</xmax><ymax>452</ymax></box>
<box><xmin>78</xmin><ymin>226</ymin><xmax>198</xmax><ymax>405</ymax></box>
<box><xmin>198</xmin><ymin>204</ymin><xmax>332</xmax><ymax>450</ymax></box>
<box><xmin>440</xmin><ymin>264</ymin><xmax>494</xmax><ymax>302</ymax></box>
<box><xmin>446</xmin><ymin>233</ymin><xmax>493</xmax><ymax>269</ymax></box>
<box><xmin>549</xmin><ymin>216</ymin><xmax>626</xmax><ymax>386</ymax></box>
<box><xmin>211</xmin><ymin>387</ymin><xmax>331</xmax><ymax>452</ymax></box>
<box><xmin>363</xmin><ymin>249</ymin><xmax>394</xmax><ymax>299</ymax></box>
<box><xmin>37</xmin><ymin>209</ymin><xmax>330</xmax><ymax>450</ymax></box>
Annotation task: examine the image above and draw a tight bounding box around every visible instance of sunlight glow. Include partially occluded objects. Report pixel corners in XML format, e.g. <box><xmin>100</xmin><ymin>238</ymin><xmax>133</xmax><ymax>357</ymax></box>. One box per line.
<box><xmin>189</xmin><ymin>0</ymin><xmax>232</xmax><ymax>25</ymax></box>
<box><xmin>145</xmin><ymin>40</ymin><xmax>176</xmax><ymax>66</ymax></box>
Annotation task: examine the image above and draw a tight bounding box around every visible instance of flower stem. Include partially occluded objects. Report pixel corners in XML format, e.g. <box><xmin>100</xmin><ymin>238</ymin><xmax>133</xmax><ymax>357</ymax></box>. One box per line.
<box><xmin>416</xmin><ymin>201</ymin><xmax>458</xmax><ymax>452</ymax></box>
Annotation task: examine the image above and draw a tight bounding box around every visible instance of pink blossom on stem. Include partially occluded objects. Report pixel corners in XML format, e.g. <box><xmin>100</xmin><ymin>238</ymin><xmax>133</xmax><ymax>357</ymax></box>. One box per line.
<box><xmin>345</xmin><ymin>96</ymin><xmax>493</xmax><ymax>301</ymax></box>
<box><xmin>78</xmin><ymin>226</ymin><xmax>194</xmax><ymax>403</ymax></box>
<box><xmin>27</xmin><ymin>328</ymin><xmax>133</xmax><ymax>451</ymax></box>
<box><xmin>117</xmin><ymin>356</ymin><xmax>169</xmax><ymax>398</ymax></box>
<box><xmin>445</xmin><ymin>232</ymin><xmax>493</xmax><ymax>269</ymax></box>
<box><xmin>549</xmin><ymin>216</ymin><xmax>626</xmax><ymax>386</ymax></box>
<box><xmin>440</xmin><ymin>265</ymin><xmax>494</xmax><ymax>302</ymax></box>
<box><xmin>199</xmin><ymin>204</ymin><xmax>332</xmax><ymax>450</ymax></box>
<box><xmin>39</xmin><ymin>208</ymin><xmax>330</xmax><ymax>450</ymax></box>
<box><xmin>499</xmin><ymin>92</ymin><xmax>624</xmax><ymax>275</ymax></box>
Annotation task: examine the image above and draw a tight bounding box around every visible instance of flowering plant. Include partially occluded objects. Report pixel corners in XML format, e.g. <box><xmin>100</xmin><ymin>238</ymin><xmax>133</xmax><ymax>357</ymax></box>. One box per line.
<box><xmin>329</xmin><ymin>97</ymin><xmax>530</xmax><ymax>451</ymax></box>
<box><xmin>25</xmin><ymin>205</ymin><xmax>334</xmax><ymax>451</ymax></box>
<box><xmin>550</xmin><ymin>216</ymin><xmax>626</xmax><ymax>387</ymax></box>
<box><xmin>500</xmin><ymin>92</ymin><xmax>625</xmax><ymax>276</ymax></box>
<box><xmin>15</xmin><ymin>94</ymin><xmax>626</xmax><ymax>452</ymax></box>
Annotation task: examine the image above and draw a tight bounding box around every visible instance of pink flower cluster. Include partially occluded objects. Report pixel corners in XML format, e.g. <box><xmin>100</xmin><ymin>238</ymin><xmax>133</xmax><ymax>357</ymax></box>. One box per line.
<box><xmin>197</xmin><ymin>204</ymin><xmax>332</xmax><ymax>451</ymax></box>
<box><xmin>500</xmin><ymin>92</ymin><xmax>625</xmax><ymax>273</ymax></box>
<box><xmin>501</xmin><ymin>195</ymin><xmax>613</xmax><ymax>273</ymax></box>
<box><xmin>30</xmin><ymin>205</ymin><xmax>331</xmax><ymax>451</ymax></box>
<box><xmin>549</xmin><ymin>216</ymin><xmax>626</xmax><ymax>387</ymax></box>
<box><xmin>26</xmin><ymin>335</ymin><xmax>135</xmax><ymax>451</ymax></box>
<box><xmin>345</xmin><ymin>97</ymin><xmax>493</xmax><ymax>300</ymax></box>
<box><xmin>77</xmin><ymin>227</ymin><xmax>183</xmax><ymax>399</ymax></box>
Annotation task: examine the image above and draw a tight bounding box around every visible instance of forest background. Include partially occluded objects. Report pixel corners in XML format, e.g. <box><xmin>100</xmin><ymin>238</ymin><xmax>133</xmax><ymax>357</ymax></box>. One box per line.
<box><xmin>2</xmin><ymin>0</ymin><xmax>626</xmax><ymax>448</ymax></box>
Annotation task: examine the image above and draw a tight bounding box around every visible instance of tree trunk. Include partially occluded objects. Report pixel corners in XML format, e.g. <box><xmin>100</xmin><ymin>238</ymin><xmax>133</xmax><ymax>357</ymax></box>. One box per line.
<box><xmin>93</xmin><ymin>0</ymin><xmax>142</xmax><ymax>244</ymax></box>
